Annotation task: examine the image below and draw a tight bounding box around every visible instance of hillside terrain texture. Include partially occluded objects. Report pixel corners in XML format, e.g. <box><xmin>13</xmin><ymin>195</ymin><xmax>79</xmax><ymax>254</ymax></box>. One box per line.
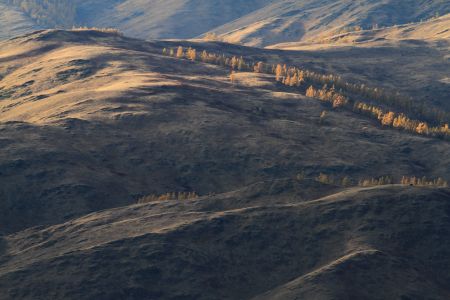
<box><xmin>0</xmin><ymin>28</ymin><xmax>448</xmax><ymax>299</ymax></box>
<box><xmin>0</xmin><ymin>0</ymin><xmax>450</xmax><ymax>297</ymax></box>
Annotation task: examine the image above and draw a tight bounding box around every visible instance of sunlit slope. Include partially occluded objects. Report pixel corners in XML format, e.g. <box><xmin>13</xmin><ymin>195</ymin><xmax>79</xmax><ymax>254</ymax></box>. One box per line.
<box><xmin>0</xmin><ymin>30</ymin><xmax>449</xmax><ymax>234</ymax></box>
<box><xmin>1</xmin><ymin>0</ymin><xmax>448</xmax><ymax>41</ymax></box>
<box><xmin>213</xmin><ymin>0</ymin><xmax>450</xmax><ymax>47</ymax></box>
<box><xmin>270</xmin><ymin>13</ymin><xmax>450</xmax><ymax>49</ymax></box>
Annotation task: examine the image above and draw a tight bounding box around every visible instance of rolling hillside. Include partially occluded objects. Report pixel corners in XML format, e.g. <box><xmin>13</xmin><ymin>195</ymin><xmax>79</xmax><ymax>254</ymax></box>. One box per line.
<box><xmin>0</xmin><ymin>29</ymin><xmax>449</xmax><ymax>234</ymax></box>
<box><xmin>212</xmin><ymin>0</ymin><xmax>450</xmax><ymax>47</ymax></box>
<box><xmin>270</xmin><ymin>13</ymin><xmax>450</xmax><ymax>49</ymax></box>
<box><xmin>0</xmin><ymin>2</ymin><xmax>449</xmax><ymax>296</ymax></box>
<box><xmin>1</xmin><ymin>185</ymin><xmax>449</xmax><ymax>299</ymax></box>
<box><xmin>0</xmin><ymin>0</ymin><xmax>448</xmax><ymax>43</ymax></box>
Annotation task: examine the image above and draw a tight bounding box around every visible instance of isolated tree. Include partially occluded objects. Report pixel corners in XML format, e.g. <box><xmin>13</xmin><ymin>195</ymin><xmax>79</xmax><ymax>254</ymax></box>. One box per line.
<box><xmin>332</xmin><ymin>94</ymin><xmax>347</xmax><ymax>108</ymax></box>
<box><xmin>275</xmin><ymin>64</ymin><xmax>283</xmax><ymax>81</ymax></box>
<box><xmin>238</xmin><ymin>57</ymin><xmax>246</xmax><ymax>71</ymax></box>
<box><xmin>176</xmin><ymin>46</ymin><xmax>184</xmax><ymax>58</ymax></box>
<box><xmin>290</xmin><ymin>73</ymin><xmax>298</xmax><ymax>86</ymax></box>
<box><xmin>230</xmin><ymin>56</ymin><xmax>239</xmax><ymax>70</ymax></box>
<box><xmin>186</xmin><ymin>47</ymin><xmax>196</xmax><ymax>61</ymax></box>
<box><xmin>254</xmin><ymin>62</ymin><xmax>264</xmax><ymax>73</ymax></box>
<box><xmin>416</xmin><ymin>122</ymin><xmax>429</xmax><ymax>134</ymax></box>
<box><xmin>200</xmin><ymin>50</ymin><xmax>208</xmax><ymax>62</ymax></box>
<box><xmin>306</xmin><ymin>86</ymin><xmax>316</xmax><ymax>98</ymax></box>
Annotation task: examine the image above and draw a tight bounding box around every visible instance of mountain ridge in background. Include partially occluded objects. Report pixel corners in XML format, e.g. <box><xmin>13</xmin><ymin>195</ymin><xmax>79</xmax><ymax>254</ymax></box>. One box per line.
<box><xmin>0</xmin><ymin>0</ymin><xmax>449</xmax><ymax>46</ymax></box>
<box><xmin>0</xmin><ymin>1</ymin><xmax>449</xmax><ymax>299</ymax></box>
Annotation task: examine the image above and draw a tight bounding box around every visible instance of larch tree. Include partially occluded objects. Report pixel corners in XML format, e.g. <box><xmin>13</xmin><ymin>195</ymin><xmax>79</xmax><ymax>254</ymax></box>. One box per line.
<box><xmin>275</xmin><ymin>64</ymin><xmax>283</xmax><ymax>81</ymax></box>
<box><xmin>176</xmin><ymin>46</ymin><xmax>184</xmax><ymax>58</ymax></box>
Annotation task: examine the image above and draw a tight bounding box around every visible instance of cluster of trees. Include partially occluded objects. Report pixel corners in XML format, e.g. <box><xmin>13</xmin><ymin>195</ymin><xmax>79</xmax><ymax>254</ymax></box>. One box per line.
<box><xmin>358</xmin><ymin>176</ymin><xmax>394</xmax><ymax>187</ymax></box>
<box><xmin>315</xmin><ymin>173</ymin><xmax>352</xmax><ymax>186</ymax></box>
<box><xmin>275</xmin><ymin>64</ymin><xmax>306</xmax><ymax>86</ymax></box>
<box><xmin>305</xmin><ymin>85</ymin><xmax>348</xmax><ymax>108</ymax></box>
<box><xmin>271</xmin><ymin>62</ymin><xmax>449</xmax><ymax>125</ymax></box>
<box><xmin>71</xmin><ymin>26</ymin><xmax>122</xmax><ymax>35</ymax></box>
<box><xmin>300</xmin><ymin>171</ymin><xmax>448</xmax><ymax>188</ymax></box>
<box><xmin>138</xmin><ymin>191</ymin><xmax>199</xmax><ymax>204</ymax></box>
<box><xmin>354</xmin><ymin>102</ymin><xmax>450</xmax><ymax>138</ymax></box>
<box><xmin>163</xmin><ymin>47</ymin><xmax>256</xmax><ymax>72</ymax></box>
<box><xmin>7</xmin><ymin>0</ymin><xmax>76</xmax><ymax>27</ymax></box>
<box><xmin>401</xmin><ymin>176</ymin><xmax>448</xmax><ymax>187</ymax></box>
<box><xmin>163</xmin><ymin>45</ymin><xmax>449</xmax><ymax>139</ymax></box>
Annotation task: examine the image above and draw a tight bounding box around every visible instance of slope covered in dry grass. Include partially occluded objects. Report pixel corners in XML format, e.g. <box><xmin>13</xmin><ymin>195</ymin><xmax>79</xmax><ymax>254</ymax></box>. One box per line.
<box><xmin>1</xmin><ymin>0</ymin><xmax>448</xmax><ymax>43</ymax></box>
<box><xmin>0</xmin><ymin>184</ymin><xmax>449</xmax><ymax>299</ymax></box>
<box><xmin>213</xmin><ymin>0</ymin><xmax>450</xmax><ymax>47</ymax></box>
<box><xmin>0</xmin><ymin>29</ymin><xmax>449</xmax><ymax>234</ymax></box>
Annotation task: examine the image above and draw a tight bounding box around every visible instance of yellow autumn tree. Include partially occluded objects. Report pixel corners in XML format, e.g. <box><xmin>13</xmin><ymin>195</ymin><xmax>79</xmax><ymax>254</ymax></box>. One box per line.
<box><xmin>275</xmin><ymin>64</ymin><xmax>283</xmax><ymax>81</ymax></box>
<box><xmin>176</xmin><ymin>46</ymin><xmax>184</xmax><ymax>58</ymax></box>
<box><xmin>381</xmin><ymin>112</ymin><xmax>395</xmax><ymax>126</ymax></box>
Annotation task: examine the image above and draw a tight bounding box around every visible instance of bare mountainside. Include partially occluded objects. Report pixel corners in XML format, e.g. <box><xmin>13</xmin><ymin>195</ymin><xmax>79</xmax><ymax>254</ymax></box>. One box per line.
<box><xmin>212</xmin><ymin>0</ymin><xmax>450</xmax><ymax>47</ymax></box>
<box><xmin>0</xmin><ymin>29</ymin><xmax>449</xmax><ymax>234</ymax></box>
<box><xmin>270</xmin><ymin>13</ymin><xmax>450</xmax><ymax>49</ymax></box>
<box><xmin>0</xmin><ymin>185</ymin><xmax>450</xmax><ymax>299</ymax></box>
<box><xmin>0</xmin><ymin>0</ymin><xmax>449</xmax><ymax>43</ymax></box>
<box><xmin>0</xmin><ymin>2</ymin><xmax>40</xmax><ymax>40</ymax></box>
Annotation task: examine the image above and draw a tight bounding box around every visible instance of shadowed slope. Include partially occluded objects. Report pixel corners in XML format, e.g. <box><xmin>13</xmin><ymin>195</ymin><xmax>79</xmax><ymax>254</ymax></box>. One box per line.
<box><xmin>0</xmin><ymin>185</ymin><xmax>449</xmax><ymax>299</ymax></box>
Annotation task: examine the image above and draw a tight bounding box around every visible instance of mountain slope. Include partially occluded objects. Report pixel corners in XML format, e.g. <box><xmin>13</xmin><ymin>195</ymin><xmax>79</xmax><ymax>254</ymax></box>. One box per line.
<box><xmin>213</xmin><ymin>0</ymin><xmax>450</xmax><ymax>47</ymax></box>
<box><xmin>270</xmin><ymin>13</ymin><xmax>450</xmax><ymax>49</ymax></box>
<box><xmin>1</xmin><ymin>185</ymin><xmax>449</xmax><ymax>299</ymax></box>
<box><xmin>0</xmin><ymin>2</ymin><xmax>40</xmax><ymax>40</ymax></box>
<box><xmin>0</xmin><ymin>29</ymin><xmax>449</xmax><ymax>233</ymax></box>
<box><xmin>0</xmin><ymin>0</ymin><xmax>448</xmax><ymax>42</ymax></box>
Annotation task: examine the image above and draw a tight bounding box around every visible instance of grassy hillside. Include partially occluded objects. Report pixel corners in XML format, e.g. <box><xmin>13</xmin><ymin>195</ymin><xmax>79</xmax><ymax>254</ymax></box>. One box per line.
<box><xmin>213</xmin><ymin>0</ymin><xmax>450</xmax><ymax>47</ymax></box>
<box><xmin>0</xmin><ymin>2</ymin><xmax>39</xmax><ymax>39</ymax></box>
<box><xmin>1</xmin><ymin>185</ymin><xmax>449</xmax><ymax>299</ymax></box>
<box><xmin>0</xmin><ymin>0</ymin><xmax>448</xmax><ymax>42</ymax></box>
<box><xmin>4</xmin><ymin>0</ymin><xmax>76</xmax><ymax>27</ymax></box>
<box><xmin>0</xmin><ymin>29</ymin><xmax>449</xmax><ymax>233</ymax></box>
<box><xmin>270</xmin><ymin>13</ymin><xmax>450</xmax><ymax>48</ymax></box>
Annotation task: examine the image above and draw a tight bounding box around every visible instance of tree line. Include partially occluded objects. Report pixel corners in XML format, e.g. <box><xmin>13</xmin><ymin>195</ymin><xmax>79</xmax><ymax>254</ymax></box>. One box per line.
<box><xmin>162</xmin><ymin>46</ymin><xmax>450</xmax><ymax>140</ymax></box>
<box><xmin>138</xmin><ymin>191</ymin><xmax>199</xmax><ymax>204</ymax></box>
<box><xmin>301</xmin><ymin>172</ymin><xmax>448</xmax><ymax>188</ymax></box>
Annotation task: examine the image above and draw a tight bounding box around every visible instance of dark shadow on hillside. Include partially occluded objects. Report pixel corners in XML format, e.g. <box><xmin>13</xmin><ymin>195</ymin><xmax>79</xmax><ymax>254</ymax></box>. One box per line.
<box><xmin>0</xmin><ymin>236</ymin><xmax>6</xmax><ymax>256</ymax></box>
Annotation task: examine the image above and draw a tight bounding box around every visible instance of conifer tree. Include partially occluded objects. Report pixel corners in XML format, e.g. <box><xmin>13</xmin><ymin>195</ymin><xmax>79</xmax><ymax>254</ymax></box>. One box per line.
<box><xmin>176</xmin><ymin>46</ymin><xmax>184</xmax><ymax>58</ymax></box>
<box><xmin>275</xmin><ymin>64</ymin><xmax>283</xmax><ymax>81</ymax></box>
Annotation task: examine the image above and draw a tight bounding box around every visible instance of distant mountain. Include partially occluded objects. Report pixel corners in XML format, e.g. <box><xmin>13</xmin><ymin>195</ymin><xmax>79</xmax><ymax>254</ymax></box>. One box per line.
<box><xmin>213</xmin><ymin>0</ymin><xmax>450</xmax><ymax>47</ymax></box>
<box><xmin>0</xmin><ymin>2</ymin><xmax>40</xmax><ymax>40</ymax></box>
<box><xmin>0</xmin><ymin>0</ymin><xmax>448</xmax><ymax>45</ymax></box>
<box><xmin>267</xmin><ymin>13</ymin><xmax>450</xmax><ymax>51</ymax></box>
